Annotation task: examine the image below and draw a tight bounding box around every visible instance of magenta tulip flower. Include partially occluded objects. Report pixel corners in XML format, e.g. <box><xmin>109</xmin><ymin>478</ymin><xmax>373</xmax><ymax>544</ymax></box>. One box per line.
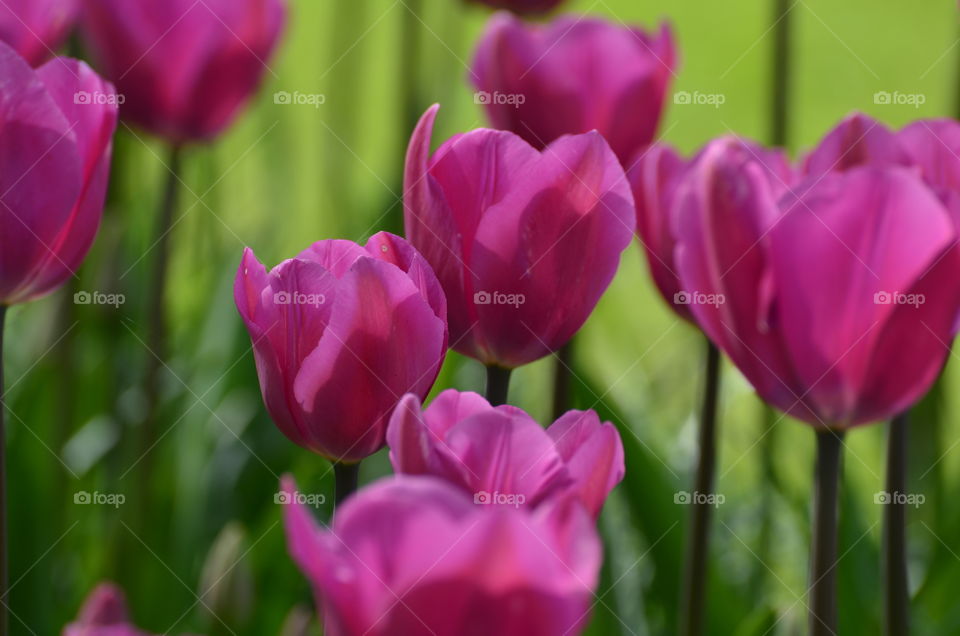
<box><xmin>234</xmin><ymin>232</ymin><xmax>447</xmax><ymax>462</ymax></box>
<box><xmin>467</xmin><ymin>0</ymin><xmax>565</xmax><ymax>14</ymax></box>
<box><xmin>674</xmin><ymin>137</ymin><xmax>960</xmax><ymax>427</ymax></box>
<box><xmin>387</xmin><ymin>389</ymin><xmax>623</xmax><ymax>517</ymax></box>
<box><xmin>0</xmin><ymin>42</ymin><xmax>117</xmax><ymax>306</ymax></box>
<box><xmin>81</xmin><ymin>0</ymin><xmax>286</xmax><ymax>143</ymax></box>
<box><xmin>283</xmin><ymin>475</ymin><xmax>601</xmax><ymax>636</ymax></box>
<box><xmin>404</xmin><ymin>105</ymin><xmax>635</xmax><ymax>369</ymax></box>
<box><xmin>0</xmin><ymin>0</ymin><xmax>77</xmax><ymax>66</ymax></box>
<box><xmin>628</xmin><ymin>141</ymin><xmax>793</xmax><ymax>320</ymax></box>
<box><xmin>471</xmin><ymin>13</ymin><xmax>676</xmax><ymax>163</ymax></box>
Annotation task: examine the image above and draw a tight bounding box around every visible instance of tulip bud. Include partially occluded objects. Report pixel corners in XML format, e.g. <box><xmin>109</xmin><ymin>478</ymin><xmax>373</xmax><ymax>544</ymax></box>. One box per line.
<box><xmin>674</xmin><ymin>137</ymin><xmax>960</xmax><ymax>427</ymax></box>
<box><xmin>0</xmin><ymin>42</ymin><xmax>116</xmax><ymax>306</ymax></box>
<box><xmin>82</xmin><ymin>0</ymin><xmax>286</xmax><ymax>143</ymax></box>
<box><xmin>235</xmin><ymin>232</ymin><xmax>448</xmax><ymax>461</ymax></box>
<box><xmin>471</xmin><ymin>13</ymin><xmax>676</xmax><ymax>163</ymax></box>
<box><xmin>404</xmin><ymin>105</ymin><xmax>634</xmax><ymax>368</ymax></box>
<box><xmin>0</xmin><ymin>0</ymin><xmax>78</xmax><ymax>66</ymax></box>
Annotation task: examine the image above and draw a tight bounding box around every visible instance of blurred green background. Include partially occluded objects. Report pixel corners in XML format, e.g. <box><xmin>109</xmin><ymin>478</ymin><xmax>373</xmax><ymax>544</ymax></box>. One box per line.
<box><xmin>8</xmin><ymin>0</ymin><xmax>960</xmax><ymax>633</ymax></box>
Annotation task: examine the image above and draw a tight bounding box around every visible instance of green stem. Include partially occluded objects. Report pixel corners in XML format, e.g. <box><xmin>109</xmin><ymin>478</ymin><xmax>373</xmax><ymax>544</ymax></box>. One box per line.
<box><xmin>884</xmin><ymin>412</ymin><xmax>910</xmax><ymax>636</ymax></box>
<box><xmin>140</xmin><ymin>145</ymin><xmax>183</xmax><ymax>512</ymax></box>
<box><xmin>0</xmin><ymin>305</ymin><xmax>7</xmax><ymax>636</ymax></box>
<box><xmin>770</xmin><ymin>0</ymin><xmax>793</xmax><ymax>147</ymax></box>
<box><xmin>485</xmin><ymin>365</ymin><xmax>512</xmax><ymax>406</ymax></box>
<box><xmin>333</xmin><ymin>462</ymin><xmax>360</xmax><ymax>509</ymax></box>
<box><xmin>679</xmin><ymin>339</ymin><xmax>721</xmax><ymax>636</ymax></box>
<box><xmin>551</xmin><ymin>341</ymin><xmax>573</xmax><ymax>419</ymax></box>
<box><xmin>809</xmin><ymin>429</ymin><xmax>844</xmax><ymax>636</ymax></box>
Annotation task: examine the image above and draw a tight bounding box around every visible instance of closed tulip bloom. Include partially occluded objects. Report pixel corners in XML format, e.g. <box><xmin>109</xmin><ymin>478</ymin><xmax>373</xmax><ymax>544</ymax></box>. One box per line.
<box><xmin>64</xmin><ymin>583</ymin><xmax>196</xmax><ymax>636</ymax></box>
<box><xmin>0</xmin><ymin>0</ymin><xmax>78</xmax><ymax>66</ymax></box>
<box><xmin>387</xmin><ymin>390</ymin><xmax>623</xmax><ymax>517</ymax></box>
<box><xmin>283</xmin><ymin>475</ymin><xmax>601</xmax><ymax>636</ymax></box>
<box><xmin>471</xmin><ymin>13</ymin><xmax>676</xmax><ymax>163</ymax></box>
<box><xmin>82</xmin><ymin>0</ymin><xmax>286</xmax><ymax>143</ymax></box>
<box><xmin>234</xmin><ymin>232</ymin><xmax>447</xmax><ymax>462</ymax></box>
<box><xmin>404</xmin><ymin>105</ymin><xmax>635</xmax><ymax>368</ymax></box>
<box><xmin>467</xmin><ymin>0</ymin><xmax>565</xmax><ymax>14</ymax></box>
<box><xmin>674</xmin><ymin>138</ymin><xmax>960</xmax><ymax>427</ymax></box>
<box><xmin>0</xmin><ymin>43</ymin><xmax>117</xmax><ymax>306</ymax></box>
<box><xmin>628</xmin><ymin>141</ymin><xmax>793</xmax><ymax>320</ymax></box>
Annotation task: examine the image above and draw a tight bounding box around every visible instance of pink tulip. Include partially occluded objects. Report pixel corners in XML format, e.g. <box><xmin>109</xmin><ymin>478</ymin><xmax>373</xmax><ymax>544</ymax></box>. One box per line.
<box><xmin>674</xmin><ymin>137</ymin><xmax>960</xmax><ymax>427</ymax></box>
<box><xmin>282</xmin><ymin>474</ymin><xmax>601</xmax><ymax>636</ymax></box>
<box><xmin>63</xmin><ymin>583</ymin><xmax>152</xmax><ymax>636</ymax></box>
<box><xmin>628</xmin><ymin>140</ymin><xmax>793</xmax><ymax>320</ymax></box>
<box><xmin>234</xmin><ymin>232</ymin><xmax>447</xmax><ymax>462</ymax></box>
<box><xmin>81</xmin><ymin>0</ymin><xmax>286</xmax><ymax>143</ymax></box>
<box><xmin>467</xmin><ymin>0</ymin><xmax>565</xmax><ymax>14</ymax></box>
<box><xmin>0</xmin><ymin>0</ymin><xmax>77</xmax><ymax>66</ymax></box>
<box><xmin>387</xmin><ymin>389</ymin><xmax>623</xmax><ymax>517</ymax></box>
<box><xmin>471</xmin><ymin>13</ymin><xmax>676</xmax><ymax>163</ymax></box>
<box><xmin>404</xmin><ymin>104</ymin><xmax>635</xmax><ymax>368</ymax></box>
<box><xmin>0</xmin><ymin>42</ymin><xmax>117</xmax><ymax>305</ymax></box>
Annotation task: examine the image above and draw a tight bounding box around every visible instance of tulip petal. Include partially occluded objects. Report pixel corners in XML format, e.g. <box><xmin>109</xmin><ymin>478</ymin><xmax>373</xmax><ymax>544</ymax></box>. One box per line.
<box><xmin>16</xmin><ymin>58</ymin><xmax>117</xmax><ymax>302</ymax></box>
<box><xmin>897</xmin><ymin>118</ymin><xmax>960</xmax><ymax>200</ymax></box>
<box><xmin>386</xmin><ymin>393</ymin><xmax>432</xmax><ymax>475</ymax></box>
<box><xmin>628</xmin><ymin>142</ymin><xmax>691</xmax><ymax>318</ymax></box>
<box><xmin>674</xmin><ymin>138</ymin><xmax>802</xmax><ymax>416</ymax></box>
<box><xmin>802</xmin><ymin>112</ymin><xmax>910</xmax><ymax>177</ymax></box>
<box><xmin>293</xmin><ymin>256</ymin><xmax>446</xmax><ymax>460</ymax></box>
<box><xmin>0</xmin><ymin>41</ymin><xmax>81</xmax><ymax>303</ymax></box>
<box><xmin>441</xmin><ymin>409</ymin><xmax>570</xmax><ymax>506</ymax></box>
<box><xmin>771</xmin><ymin>167</ymin><xmax>956</xmax><ymax>424</ymax></box>
<box><xmin>547</xmin><ymin>410</ymin><xmax>624</xmax><ymax>516</ymax></box>
<box><xmin>470</xmin><ymin>131</ymin><xmax>635</xmax><ymax>366</ymax></box>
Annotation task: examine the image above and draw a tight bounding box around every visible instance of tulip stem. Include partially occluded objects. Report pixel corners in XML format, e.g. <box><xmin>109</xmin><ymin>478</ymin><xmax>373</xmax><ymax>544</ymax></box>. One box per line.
<box><xmin>333</xmin><ymin>462</ymin><xmax>360</xmax><ymax>509</ymax></box>
<box><xmin>143</xmin><ymin>145</ymin><xmax>183</xmax><ymax>453</ymax></box>
<box><xmin>884</xmin><ymin>411</ymin><xmax>910</xmax><ymax>636</ymax></box>
<box><xmin>770</xmin><ymin>0</ymin><xmax>793</xmax><ymax>147</ymax></box>
<box><xmin>485</xmin><ymin>365</ymin><xmax>512</xmax><ymax>406</ymax></box>
<box><xmin>809</xmin><ymin>429</ymin><xmax>844</xmax><ymax>636</ymax></box>
<box><xmin>551</xmin><ymin>341</ymin><xmax>573</xmax><ymax>419</ymax></box>
<box><xmin>0</xmin><ymin>305</ymin><xmax>7</xmax><ymax>636</ymax></box>
<box><xmin>679</xmin><ymin>339</ymin><xmax>721</xmax><ymax>636</ymax></box>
